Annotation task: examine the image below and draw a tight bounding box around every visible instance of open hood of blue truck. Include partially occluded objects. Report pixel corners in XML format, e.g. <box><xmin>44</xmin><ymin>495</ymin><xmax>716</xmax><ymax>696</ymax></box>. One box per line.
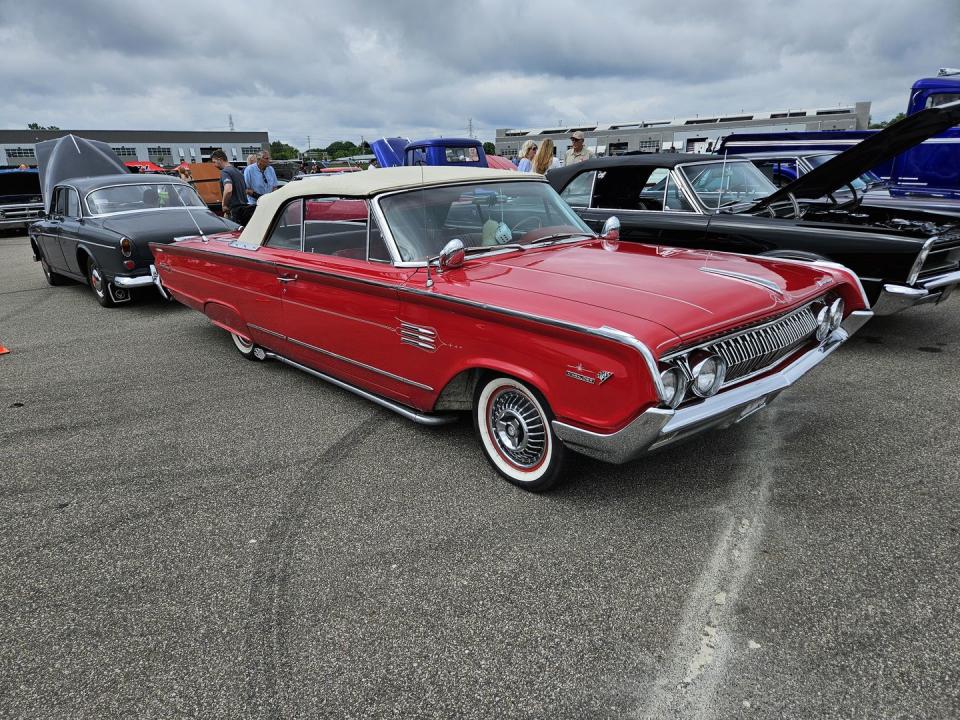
<box><xmin>370</xmin><ymin>137</ymin><xmax>409</xmax><ymax>168</ymax></box>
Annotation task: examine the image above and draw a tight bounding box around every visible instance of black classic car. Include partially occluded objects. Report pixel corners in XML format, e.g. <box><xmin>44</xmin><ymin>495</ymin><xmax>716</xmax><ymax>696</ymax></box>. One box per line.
<box><xmin>29</xmin><ymin>135</ymin><xmax>237</xmax><ymax>307</ymax></box>
<box><xmin>548</xmin><ymin>100</ymin><xmax>960</xmax><ymax>316</ymax></box>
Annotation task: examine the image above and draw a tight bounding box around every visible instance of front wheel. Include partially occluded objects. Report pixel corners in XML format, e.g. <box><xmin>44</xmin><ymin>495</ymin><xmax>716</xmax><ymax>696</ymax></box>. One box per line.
<box><xmin>474</xmin><ymin>376</ymin><xmax>566</xmax><ymax>491</ymax></box>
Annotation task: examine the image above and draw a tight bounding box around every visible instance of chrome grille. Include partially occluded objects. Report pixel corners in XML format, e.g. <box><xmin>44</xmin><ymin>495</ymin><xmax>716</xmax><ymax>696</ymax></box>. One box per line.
<box><xmin>707</xmin><ymin>303</ymin><xmax>819</xmax><ymax>384</ymax></box>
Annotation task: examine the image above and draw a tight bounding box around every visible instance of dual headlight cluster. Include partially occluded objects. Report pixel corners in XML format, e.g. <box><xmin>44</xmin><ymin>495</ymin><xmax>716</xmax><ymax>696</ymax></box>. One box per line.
<box><xmin>816</xmin><ymin>297</ymin><xmax>845</xmax><ymax>342</ymax></box>
<box><xmin>658</xmin><ymin>296</ymin><xmax>845</xmax><ymax>410</ymax></box>
<box><xmin>659</xmin><ymin>353</ymin><xmax>727</xmax><ymax>409</ymax></box>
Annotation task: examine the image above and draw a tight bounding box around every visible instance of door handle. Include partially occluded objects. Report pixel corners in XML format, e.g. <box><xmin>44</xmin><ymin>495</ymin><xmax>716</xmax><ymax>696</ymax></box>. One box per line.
<box><xmin>278</xmin><ymin>274</ymin><xmax>297</xmax><ymax>283</ymax></box>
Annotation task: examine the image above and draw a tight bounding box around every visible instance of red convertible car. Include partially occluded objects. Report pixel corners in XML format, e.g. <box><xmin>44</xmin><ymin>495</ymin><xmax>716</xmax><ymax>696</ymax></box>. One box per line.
<box><xmin>150</xmin><ymin>168</ymin><xmax>871</xmax><ymax>491</ymax></box>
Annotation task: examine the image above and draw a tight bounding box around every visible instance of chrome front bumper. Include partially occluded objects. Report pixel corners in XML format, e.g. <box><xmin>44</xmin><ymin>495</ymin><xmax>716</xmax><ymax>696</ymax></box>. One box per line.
<box><xmin>872</xmin><ymin>269</ymin><xmax>960</xmax><ymax>315</ymax></box>
<box><xmin>552</xmin><ymin>312</ymin><xmax>871</xmax><ymax>465</ymax></box>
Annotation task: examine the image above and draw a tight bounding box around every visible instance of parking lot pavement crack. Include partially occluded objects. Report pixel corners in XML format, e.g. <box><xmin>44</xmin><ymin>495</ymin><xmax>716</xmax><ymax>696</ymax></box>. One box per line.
<box><xmin>635</xmin><ymin>410</ymin><xmax>781</xmax><ymax>720</ymax></box>
<box><xmin>242</xmin><ymin>412</ymin><xmax>382</xmax><ymax>720</ymax></box>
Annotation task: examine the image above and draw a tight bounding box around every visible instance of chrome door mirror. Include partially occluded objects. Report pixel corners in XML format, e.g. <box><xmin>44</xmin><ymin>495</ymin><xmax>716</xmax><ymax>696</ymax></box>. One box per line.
<box><xmin>438</xmin><ymin>238</ymin><xmax>465</xmax><ymax>272</ymax></box>
<box><xmin>601</xmin><ymin>216</ymin><xmax>620</xmax><ymax>241</ymax></box>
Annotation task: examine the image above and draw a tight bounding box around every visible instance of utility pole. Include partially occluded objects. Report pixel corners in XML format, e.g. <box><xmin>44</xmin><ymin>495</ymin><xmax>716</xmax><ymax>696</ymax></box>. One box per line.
<box><xmin>468</xmin><ymin>118</ymin><xmax>474</xmax><ymax>138</ymax></box>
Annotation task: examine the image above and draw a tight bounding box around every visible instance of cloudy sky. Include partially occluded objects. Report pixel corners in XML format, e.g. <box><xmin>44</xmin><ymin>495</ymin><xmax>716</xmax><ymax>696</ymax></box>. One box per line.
<box><xmin>1</xmin><ymin>0</ymin><xmax>957</xmax><ymax>149</ymax></box>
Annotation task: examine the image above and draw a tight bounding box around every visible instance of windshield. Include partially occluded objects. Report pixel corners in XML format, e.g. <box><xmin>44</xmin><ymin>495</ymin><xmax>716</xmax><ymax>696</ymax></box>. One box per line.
<box><xmin>378</xmin><ymin>181</ymin><xmax>593</xmax><ymax>262</ymax></box>
<box><xmin>85</xmin><ymin>183</ymin><xmax>206</xmax><ymax>215</ymax></box>
<box><xmin>804</xmin><ymin>153</ymin><xmax>883</xmax><ymax>191</ymax></box>
<box><xmin>679</xmin><ymin>161</ymin><xmax>777</xmax><ymax>208</ymax></box>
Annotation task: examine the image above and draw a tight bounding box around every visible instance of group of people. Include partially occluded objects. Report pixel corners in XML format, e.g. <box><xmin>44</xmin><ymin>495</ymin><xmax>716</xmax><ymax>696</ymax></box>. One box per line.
<box><xmin>516</xmin><ymin>130</ymin><xmax>595</xmax><ymax>173</ymax></box>
<box><xmin>210</xmin><ymin>148</ymin><xmax>279</xmax><ymax>224</ymax></box>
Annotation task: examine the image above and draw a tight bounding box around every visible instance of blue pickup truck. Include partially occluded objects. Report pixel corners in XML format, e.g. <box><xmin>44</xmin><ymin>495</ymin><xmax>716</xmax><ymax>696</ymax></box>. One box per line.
<box><xmin>371</xmin><ymin>137</ymin><xmax>516</xmax><ymax>170</ymax></box>
<box><xmin>717</xmin><ymin>71</ymin><xmax>960</xmax><ymax>199</ymax></box>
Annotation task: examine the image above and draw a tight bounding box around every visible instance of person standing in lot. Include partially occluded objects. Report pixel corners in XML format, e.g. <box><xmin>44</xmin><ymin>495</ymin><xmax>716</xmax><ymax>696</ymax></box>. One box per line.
<box><xmin>532</xmin><ymin>139</ymin><xmax>561</xmax><ymax>174</ymax></box>
<box><xmin>516</xmin><ymin>140</ymin><xmax>537</xmax><ymax>172</ymax></box>
<box><xmin>243</xmin><ymin>151</ymin><xmax>278</xmax><ymax>205</ymax></box>
<box><xmin>210</xmin><ymin>149</ymin><xmax>253</xmax><ymax>224</ymax></box>
<box><xmin>564</xmin><ymin>131</ymin><xmax>595</xmax><ymax>165</ymax></box>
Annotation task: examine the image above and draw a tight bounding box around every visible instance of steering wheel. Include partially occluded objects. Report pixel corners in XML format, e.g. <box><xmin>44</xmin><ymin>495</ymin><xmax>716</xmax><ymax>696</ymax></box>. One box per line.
<box><xmin>511</xmin><ymin>216</ymin><xmax>542</xmax><ymax>234</ymax></box>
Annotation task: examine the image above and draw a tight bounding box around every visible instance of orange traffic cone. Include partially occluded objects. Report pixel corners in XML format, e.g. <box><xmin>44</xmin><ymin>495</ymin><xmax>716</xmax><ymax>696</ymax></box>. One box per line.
<box><xmin>0</xmin><ymin>341</ymin><xmax>8</xmax><ymax>355</ymax></box>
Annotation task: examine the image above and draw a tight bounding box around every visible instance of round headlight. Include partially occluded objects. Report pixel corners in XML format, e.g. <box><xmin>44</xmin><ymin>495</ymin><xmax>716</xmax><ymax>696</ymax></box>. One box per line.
<box><xmin>691</xmin><ymin>355</ymin><xmax>727</xmax><ymax>398</ymax></box>
<box><xmin>815</xmin><ymin>306</ymin><xmax>831</xmax><ymax>342</ymax></box>
<box><xmin>828</xmin><ymin>297</ymin><xmax>844</xmax><ymax>332</ymax></box>
<box><xmin>120</xmin><ymin>237</ymin><xmax>133</xmax><ymax>257</ymax></box>
<box><xmin>659</xmin><ymin>366</ymin><xmax>686</xmax><ymax>409</ymax></box>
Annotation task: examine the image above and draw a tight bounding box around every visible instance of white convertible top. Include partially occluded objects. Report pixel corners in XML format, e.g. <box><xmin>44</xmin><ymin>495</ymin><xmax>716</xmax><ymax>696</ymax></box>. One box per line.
<box><xmin>238</xmin><ymin>166</ymin><xmax>541</xmax><ymax>247</ymax></box>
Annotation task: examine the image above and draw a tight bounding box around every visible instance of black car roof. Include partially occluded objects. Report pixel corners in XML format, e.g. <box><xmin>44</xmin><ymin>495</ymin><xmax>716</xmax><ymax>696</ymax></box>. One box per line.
<box><xmin>59</xmin><ymin>173</ymin><xmax>184</xmax><ymax>194</ymax></box>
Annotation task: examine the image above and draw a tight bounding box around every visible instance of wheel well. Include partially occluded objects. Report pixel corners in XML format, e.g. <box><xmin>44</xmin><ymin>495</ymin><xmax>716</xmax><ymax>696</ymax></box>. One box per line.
<box><xmin>433</xmin><ymin>367</ymin><xmax>550</xmax><ymax>412</ymax></box>
<box><xmin>77</xmin><ymin>247</ymin><xmax>94</xmax><ymax>273</ymax></box>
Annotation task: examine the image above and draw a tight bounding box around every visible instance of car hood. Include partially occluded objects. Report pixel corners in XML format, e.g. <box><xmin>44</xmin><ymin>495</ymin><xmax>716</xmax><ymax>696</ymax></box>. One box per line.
<box><xmin>35</xmin><ymin>134</ymin><xmax>128</xmax><ymax>213</ymax></box>
<box><xmin>454</xmin><ymin>240</ymin><xmax>839</xmax><ymax>342</ymax></box>
<box><xmin>749</xmin><ymin>99</ymin><xmax>960</xmax><ymax>211</ymax></box>
<box><xmin>371</xmin><ymin>137</ymin><xmax>409</xmax><ymax>168</ymax></box>
<box><xmin>101</xmin><ymin>209</ymin><xmax>239</xmax><ymax>241</ymax></box>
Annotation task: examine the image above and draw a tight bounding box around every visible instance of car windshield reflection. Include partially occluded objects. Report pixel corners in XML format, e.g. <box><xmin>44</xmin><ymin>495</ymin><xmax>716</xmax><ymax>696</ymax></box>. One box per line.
<box><xmin>805</xmin><ymin>153</ymin><xmax>884</xmax><ymax>191</ymax></box>
<box><xmin>86</xmin><ymin>183</ymin><xmax>206</xmax><ymax>215</ymax></box>
<box><xmin>378</xmin><ymin>181</ymin><xmax>593</xmax><ymax>262</ymax></box>
<box><xmin>680</xmin><ymin>161</ymin><xmax>777</xmax><ymax>208</ymax></box>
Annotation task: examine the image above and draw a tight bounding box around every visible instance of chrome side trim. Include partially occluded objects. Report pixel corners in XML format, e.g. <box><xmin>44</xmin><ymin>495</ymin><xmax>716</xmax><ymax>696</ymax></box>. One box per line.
<box><xmin>285</xmin><ymin>335</ymin><xmax>434</xmax><ymax>391</ymax></box>
<box><xmin>399</xmin><ymin>321</ymin><xmax>437</xmax><ymax>352</ymax></box>
<box><xmin>552</xmin><ymin>326</ymin><xmax>850</xmax><ymax>464</ymax></box>
<box><xmin>922</xmin><ymin>268</ymin><xmax>960</xmax><ymax>291</ymax></box>
<box><xmin>698</xmin><ymin>267</ymin><xmax>784</xmax><ymax>295</ymax></box>
<box><xmin>247</xmin><ymin>323</ymin><xmax>285</xmax><ymax>339</ymax></box>
<box><xmin>263</xmin><ymin>352</ymin><xmax>455</xmax><ymax>426</ymax></box>
<box><xmin>812</xmin><ymin>259</ymin><xmax>872</xmax><ymax>309</ymax></box>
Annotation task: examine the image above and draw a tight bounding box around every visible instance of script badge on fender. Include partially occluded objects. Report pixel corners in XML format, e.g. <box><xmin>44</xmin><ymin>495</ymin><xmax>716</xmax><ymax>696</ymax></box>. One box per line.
<box><xmin>565</xmin><ymin>364</ymin><xmax>614</xmax><ymax>386</ymax></box>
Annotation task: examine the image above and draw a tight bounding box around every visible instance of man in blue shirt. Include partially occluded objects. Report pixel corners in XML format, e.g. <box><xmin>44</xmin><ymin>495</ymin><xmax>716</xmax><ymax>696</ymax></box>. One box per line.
<box><xmin>243</xmin><ymin>151</ymin><xmax>278</xmax><ymax>205</ymax></box>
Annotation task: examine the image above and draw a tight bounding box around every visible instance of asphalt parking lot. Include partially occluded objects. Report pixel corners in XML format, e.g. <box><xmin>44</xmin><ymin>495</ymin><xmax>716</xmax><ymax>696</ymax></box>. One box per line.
<box><xmin>1</xmin><ymin>231</ymin><xmax>958</xmax><ymax>719</ymax></box>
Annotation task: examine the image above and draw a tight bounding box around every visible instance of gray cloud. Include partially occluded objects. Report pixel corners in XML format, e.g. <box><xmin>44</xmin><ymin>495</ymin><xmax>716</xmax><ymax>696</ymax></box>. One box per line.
<box><xmin>0</xmin><ymin>0</ymin><xmax>957</xmax><ymax>148</ymax></box>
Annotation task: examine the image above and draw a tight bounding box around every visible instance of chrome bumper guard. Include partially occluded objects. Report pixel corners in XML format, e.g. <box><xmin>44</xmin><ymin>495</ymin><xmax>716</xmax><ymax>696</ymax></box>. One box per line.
<box><xmin>552</xmin><ymin>313</ymin><xmax>870</xmax><ymax>465</ymax></box>
<box><xmin>113</xmin><ymin>274</ymin><xmax>156</xmax><ymax>289</ymax></box>
<box><xmin>873</xmin><ymin>269</ymin><xmax>960</xmax><ymax>315</ymax></box>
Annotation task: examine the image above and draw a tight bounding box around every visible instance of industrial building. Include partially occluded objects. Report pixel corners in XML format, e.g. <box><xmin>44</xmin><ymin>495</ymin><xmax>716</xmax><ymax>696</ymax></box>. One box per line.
<box><xmin>495</xmin><ymin>101</ymin><xmax>871</xmax><ymax>160</ymax></box>
<box><xmin>0</xmin><ymin>129</ymin><xmax>270</xmax><ymax>168</ymax></box>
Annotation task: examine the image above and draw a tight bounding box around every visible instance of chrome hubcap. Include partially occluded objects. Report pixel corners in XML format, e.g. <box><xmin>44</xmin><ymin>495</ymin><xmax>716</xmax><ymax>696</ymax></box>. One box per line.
<box><xmin>489</xmin><ymin>389</ymin><xmax>546</xmax><ymax>468</ymax></box>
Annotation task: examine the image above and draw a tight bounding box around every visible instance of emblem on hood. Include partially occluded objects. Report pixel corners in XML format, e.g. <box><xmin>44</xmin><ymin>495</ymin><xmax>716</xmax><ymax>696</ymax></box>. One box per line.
<box><xmin>699</xmin><ymin>267</ymin><xmax>785</xmax><ymax>296</ymax></box>
<box><xmin>566</xmin><ymin>364</ymin><xmax>614</xmax><ymax>385</ymax></box>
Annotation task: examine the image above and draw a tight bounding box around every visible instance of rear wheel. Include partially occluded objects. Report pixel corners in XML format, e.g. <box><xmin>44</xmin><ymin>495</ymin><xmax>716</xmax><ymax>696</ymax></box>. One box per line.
<box><xmin>40</xmin><ymin>255</ymin><xmax>67</xmax><ymax>286</ymax></box>
<box><xmin>474</xmin><ymin>376</ymin><xmax>566</xmax><ymax>492</ymax></box>
<box><xmin>87</xmin><ymin>257</ymin><xmax>116</xmax><ymax>308</ymax></box>
<box><xmin>231</xmin><ymin>332</ymin><xmax>265</xmax><ymax>361</ymax></box>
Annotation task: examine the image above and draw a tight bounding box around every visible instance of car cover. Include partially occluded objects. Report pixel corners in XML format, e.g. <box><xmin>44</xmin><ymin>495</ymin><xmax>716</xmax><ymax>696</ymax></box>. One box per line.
<box><xmin>35</xmin><ymin>134</ymin><xmax>128</xmax><ymax>213</ymax></box>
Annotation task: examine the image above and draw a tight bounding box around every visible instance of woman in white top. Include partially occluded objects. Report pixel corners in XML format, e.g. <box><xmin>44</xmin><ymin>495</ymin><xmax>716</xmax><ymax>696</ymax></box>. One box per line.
<box><xmin>531</xmin><ymin>139</ymin><xmax>561</xmax><ymax>174</ymax></box>
<box><xmin>516</xmin><ymin>140</ymin><xmax>537</xmax><ymax>172</ymax></box>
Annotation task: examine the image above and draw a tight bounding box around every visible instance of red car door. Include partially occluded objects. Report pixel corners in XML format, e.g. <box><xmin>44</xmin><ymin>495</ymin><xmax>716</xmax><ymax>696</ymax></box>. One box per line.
<box><xmin>275</xmin><ymin>197</ymin><xmax>422</xmax><ymax>403</ymax></box>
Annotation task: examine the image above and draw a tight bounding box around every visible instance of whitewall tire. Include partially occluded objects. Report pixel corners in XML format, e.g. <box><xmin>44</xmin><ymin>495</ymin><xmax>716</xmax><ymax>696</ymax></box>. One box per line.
<box><xmin>474</xmin><ymin>376</ymin><xmax>565</xmax><ymax>491</ymax></box>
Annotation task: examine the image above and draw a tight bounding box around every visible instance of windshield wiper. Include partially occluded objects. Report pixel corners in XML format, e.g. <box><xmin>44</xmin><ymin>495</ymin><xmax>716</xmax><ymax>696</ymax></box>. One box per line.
<box><xmin>461</xmin><ymin>243</ymin><xmax>526</xmax><ymax>255</ymax></box>
<box><xmin>525</xmin><ymin>232</ymin><xmax>586</xmax><ymax>246</ymax></box>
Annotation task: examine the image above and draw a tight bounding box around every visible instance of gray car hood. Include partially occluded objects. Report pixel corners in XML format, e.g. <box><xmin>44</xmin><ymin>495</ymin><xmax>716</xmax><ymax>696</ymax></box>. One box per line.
<box><xmin>36</xmin><ymin>135</ymin><xmax>128</xmax><ymax>213</ymax></box>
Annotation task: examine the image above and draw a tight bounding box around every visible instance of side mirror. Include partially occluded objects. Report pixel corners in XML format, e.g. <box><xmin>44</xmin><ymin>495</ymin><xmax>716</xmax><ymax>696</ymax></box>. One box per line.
<box><xmin>601</xmin><ymin>216</ymin><xmax>620</xmax><ymax>241</ymax></box>
<box><xmin>438</xmin><ymin>238</ymin><xmax>465</xmax><ymax>272</ymax></box>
